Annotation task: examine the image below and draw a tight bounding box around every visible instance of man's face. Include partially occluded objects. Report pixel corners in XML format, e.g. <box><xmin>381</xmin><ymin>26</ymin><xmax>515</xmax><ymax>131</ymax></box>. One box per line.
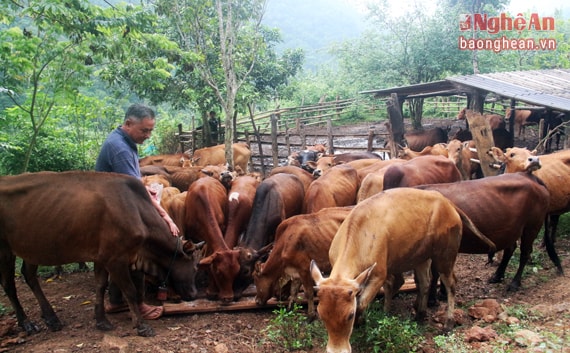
<box><xmin>123</xmin><ymin>117</ymin><xmax>155</xmax><ymax>144</ymax></box>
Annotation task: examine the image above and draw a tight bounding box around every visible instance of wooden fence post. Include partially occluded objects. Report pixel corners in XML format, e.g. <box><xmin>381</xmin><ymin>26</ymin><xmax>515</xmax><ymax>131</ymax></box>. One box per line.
<box><xmin>271</xmin><ymin>114</ymin><xmax>279</xmax><ymax>168</ymax></box>
<box><xmin>327</xmin><ymin>117</ymin><xmax>334</xmax><ymax>154</ymax></box>
<box><xmin>367</xmin><ymin>127</ymin><xmax>375</xmax><ymax>152</ymax></box>
<box><xmin>178</xmin><ymin>124</ymin><xmax>185</xmax><ymax>153</ymax></box>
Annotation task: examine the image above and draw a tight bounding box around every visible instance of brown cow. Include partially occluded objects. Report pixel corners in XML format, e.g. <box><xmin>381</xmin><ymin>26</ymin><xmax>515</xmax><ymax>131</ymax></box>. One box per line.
<box><xmin>254</xmin><ymin>207</ymin><xmax>352</xmax><ymax>318</ymax></box>
<box><xmin>451</xmin><ymin>127</ymin><xmax>513</xmax><ymax>152</ymax></box>
<box><xmin>268</xmin><ymin>165</ymin><xmax>315</xmax><ymax>193</ymax></box>
<box><xmin>224</xmin><ymin>174</ymin><xmax>262</xmax><ymax>248</ymax></box>
<box><xmin>490</xmin><ymin>147</ymin><xmax>570</xmax><ymax>274</ymax></box>
<box><xmin>311</xmin><ymin>188</ymin><xmax>495</xmax><ymax>353</ymax></box>
<box><xmin>184</xmin><ymin>176</ymin><xmax>240</xmax><ymax>303</ymax></box>
<box><xmin>303</xmin><ymin>164</ymin><xmax>359</xmax><ymax>213</ymax></box>
<box><xmin>308</xmin><ymin>152</ymin><xmax>383</xmax><ymax>177</ymax></box>
<box><xmin>446</xmin><ymin>139</ymin><xmax>473</xmax><ymax>180</ymax></box>
<box><xmin>191</xmin><ymin>142</ymin><xmax>251</xmax><ymax>174</ymax></box>
<box><xmin>0</xmin><ymin>171</ymin><xmax>201</xmax><ymax>337</ymax></box>
<box><xmin>356</xmin><ymin>161</ymin><xmax>405</xmax><ymax>202</ymax></box>
<box><xmin>382</xmin><ymin>155</ymin><xmax>462</xmax><ymax>190</ymax></box>
<box><xmin>398</xmin><ymin>143</ymin><xmax>448</xmax><ymax>160</ymax></box>
<box><xmin>400</xmin><ymin>127</ymin><xmax>448</xmax><ymax>151</ymax></box>
<box><xmin>162</xmin><ymin>191</ymin><xmax>187</xmax><ymax>237</ymax></box>
<box><xmin>457</xmin><ymin>108</ymin><xmax>506</xmax><ymax>130</ymax></box>
<box><xmin>417</xmin><ymin>171</ymin><xmax>550</xmax><ymax>301</ymax></box>
<box><xmin>505</xmin><ymin>108</ymin><xmax>545</xmax><ymax>138</ymax></box>
<box><xmin>139</xmin><ymin>153</ymin><xmax>191</xmax><ymax>168</ymax></box>
<box><xmin>233</xmin><ymin>173</ymin><xmax>306</xmax><ymax>298</ymax></box>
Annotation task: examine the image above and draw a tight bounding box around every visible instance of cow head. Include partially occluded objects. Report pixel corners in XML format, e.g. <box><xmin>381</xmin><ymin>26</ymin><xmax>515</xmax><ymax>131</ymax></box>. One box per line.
<box><xmin>253</xmin><ymin>262</ymin><xmax>272</xmax><ymax>306</ymax></box>
<box><xmin>166</xmin><ymin>240</ymin><xmax>206</xmax><ymax>301</ymax></box>
<box><xmin>233</xmin><ymin>243</ymin><xmax>273</xmax><ymax>299</ymax></box>
<box><xmin>311</xmin><ymin>260</ymin><xmax>376</xmax><ymax>353</ymax></box>
<box><xmin>198</xmin><ymin>249</ymin><xmax>241</xmax><ymax>304</ymax></box>
<box><xmin>489</xmin><ymin>147</ymin><xmax>541</xmax><ymax>173</ymax></box>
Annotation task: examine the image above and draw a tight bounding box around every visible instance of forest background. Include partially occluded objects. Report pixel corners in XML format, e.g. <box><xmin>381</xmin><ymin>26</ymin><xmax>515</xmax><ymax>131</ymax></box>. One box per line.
<box><xmin>0</xmin><ymin>0</ymin><xmax>569</xmax><ymax>174</ymax></box>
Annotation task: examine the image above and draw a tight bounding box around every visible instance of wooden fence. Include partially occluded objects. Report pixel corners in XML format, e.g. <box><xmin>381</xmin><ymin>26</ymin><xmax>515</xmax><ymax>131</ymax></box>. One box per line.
<box><xmin>176</xmin><ymin>96</ymin><xmax>469</xmax><ymax>175</ymax></box>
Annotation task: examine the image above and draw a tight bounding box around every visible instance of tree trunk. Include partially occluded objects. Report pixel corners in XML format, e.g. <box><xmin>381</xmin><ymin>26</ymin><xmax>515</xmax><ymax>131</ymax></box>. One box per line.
<box><xmin>409</xmin><ymin>98</ymin><xmax>424</xmax><ymax>130</ymax></box>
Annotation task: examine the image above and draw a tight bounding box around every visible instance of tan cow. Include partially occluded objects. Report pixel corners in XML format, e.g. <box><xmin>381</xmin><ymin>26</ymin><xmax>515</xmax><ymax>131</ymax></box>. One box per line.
<box><xmin>490</xmin><ymin>147</ymin><xmax>570</xmax><ymax>274</ymax></box>
<box><xmin>303</xmin><ymin>164</ymin><xmax>359</xmax><ymax>213</ymax></box>
<box><xmin>311</xmin><ymin>188</ymin><xmax>495</xmax><ymax>353</ymax></box>
<box><xmin>446</xmin><ymin>139</ymin><xmax>473</xmax><ymax>180</ymax></box>
<box><xmin>191</xmin><ymin>142</ymin><xmax>251</xmax><ymax>174</ymax></box>
<box><xmin>254</xmin><ymin>207</ymin><xmax>352</xmax><ymax>318</ymax></box>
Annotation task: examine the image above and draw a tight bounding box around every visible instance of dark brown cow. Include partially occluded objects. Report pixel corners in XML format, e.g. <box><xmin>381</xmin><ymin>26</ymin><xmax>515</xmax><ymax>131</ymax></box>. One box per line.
<box><xmin>0</xmin><ymin>171</ymin><xmax>201</xmax><ymax>337</ymax></box>
<box><xmin>191</xmin><ymin>142</ymin><xmax>251</xmax><ymax>174</ymax></box>
<box><xmin>254</xmin><ymin>207</ymin><xmax>352</xmax><ymax>318</ymax></box>
<box><xmin>224</xmin><ymin>174</ymin><xmax>262</xmax><ymax>248</ymax></box>
<box><xmin>139</xmin><ymin>153</ymin><xmax>191</xmax><ymax>168</ymax></box>
<box><xmin>233</xmin><ymin>173</ymin><xmax>306</xmax><ymax>298</ymax></box>
<box><xmin>382</xmin><ymin>155</ymin><xmax>462</xmax><ymax>190</ymax></box>
<box><xmin>184</xmin><ymin>177</ymin><xmax>240</xmax><ymax>303</ymax></box>
<box><xmin>311</xmin><ymin>188</ymin><xmax>495</xmax><ymax>353</ymax></box>
<box><xmin>169</xmin><ymin>166</ymin><xmax>207</xmax><ymax>192</ymax></box>
<box><xmin>417</xmin><ymin>172</ymin><xmax>550</xmax><ymax>301</ymax></box>
<box><xmin>451</xmin><ymin>127</ymin><xmax>514</xmax><ymax>152</ymax></box>
<box><xmin>401</xmin><ymin>127</ymin><xmax>448</xmax><ymax>151</ymax></box>
<box><xmin>303</xmin><ymin>164</ymin><xmax>359</xmax><ymax>213</ymax></box>
<box><xmin>491</xmin><ymin>147</ymin><xmax>570</xmax><ymax>274</ymax></box>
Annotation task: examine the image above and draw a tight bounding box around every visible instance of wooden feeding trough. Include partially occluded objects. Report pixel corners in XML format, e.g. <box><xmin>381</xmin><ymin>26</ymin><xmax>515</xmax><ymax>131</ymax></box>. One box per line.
<box><xmin>163</xmin><ymin>279</ymin><xmax>417</xmax><ymax>315</ymax></box>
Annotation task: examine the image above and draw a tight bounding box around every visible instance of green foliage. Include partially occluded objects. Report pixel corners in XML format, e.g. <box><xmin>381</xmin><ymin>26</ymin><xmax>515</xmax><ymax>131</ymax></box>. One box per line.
<box><xmin>261</xmin><ymin>304</ymin><xmax>325</xmax><ymax>350</ymax></box>
<box><xmin>351</xmin><ymin>302</ymin><xmax>424</xmax><ymax>353</ymax></box>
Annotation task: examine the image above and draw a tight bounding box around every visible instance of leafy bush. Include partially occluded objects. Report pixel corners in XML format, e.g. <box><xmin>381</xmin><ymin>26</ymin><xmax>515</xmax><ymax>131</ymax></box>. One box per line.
<box><xmin>262</xmin><ymin>303</ymin><xmax>325</xmax><ymax>350</ymax></box>
<box><xmin>351</xmin><ymin>302</ymin><xmax>424</xmax><ymax>353</ymax></box>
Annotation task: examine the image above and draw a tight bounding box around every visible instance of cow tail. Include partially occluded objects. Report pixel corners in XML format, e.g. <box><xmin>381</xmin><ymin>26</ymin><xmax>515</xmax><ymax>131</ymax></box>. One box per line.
<box><xmin>454</xmin><ymin>206</ymin><xmax>496</xmax><ymax>253</ymax></box>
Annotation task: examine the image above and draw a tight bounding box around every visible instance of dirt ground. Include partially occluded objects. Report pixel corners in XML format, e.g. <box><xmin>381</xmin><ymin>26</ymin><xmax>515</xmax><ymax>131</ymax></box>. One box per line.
<box><xmin>1</xmin><ymin>118</ymin><xmax>569</xmax><ymax>353</ymax></box>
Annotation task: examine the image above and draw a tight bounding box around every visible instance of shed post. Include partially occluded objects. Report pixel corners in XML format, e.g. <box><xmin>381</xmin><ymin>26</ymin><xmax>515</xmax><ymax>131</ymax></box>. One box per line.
<box><xmin>327</xmin><ymin>117</ymin><xmax>334</xmax><ymax>154</ymax></box>
<box><xmin>387</xmin><ymin>93</ymin><xmax>405</xmax><ymax>158</ymax></box>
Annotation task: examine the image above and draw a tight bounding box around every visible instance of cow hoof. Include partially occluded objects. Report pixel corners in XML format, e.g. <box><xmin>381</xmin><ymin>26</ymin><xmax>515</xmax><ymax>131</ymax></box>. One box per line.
<box><xmin>443</xmin><ymin>320</ymin><xmax>455</xmax><ymax>333</ymax></box>
<box><xmin>21</xmin><ymin>320</ymin><xmax>41</xmax><ymax>335</ymax></box>
<box><xmin>137</xmin><ymin>324</ymin><xmax>155</xmax><ymax>337</ymax></box>
<box><xmin>488</xmin><ymin>275</ymin><xmax>503</xmax><ymax>284</ymax></box>
<box><xmin>96</xmin><ymin>320</ymin><xmax>114</xmax><ymax>331</ymax></box>
<box><xmin>45</xmin><ymin>318</ymin><xmax>63</xmax><ymax>332</ymax></box>
<box><xmin>507</xmin><ymin>282</ymin><xmax>521</xmax><ymax>292</ymax></box>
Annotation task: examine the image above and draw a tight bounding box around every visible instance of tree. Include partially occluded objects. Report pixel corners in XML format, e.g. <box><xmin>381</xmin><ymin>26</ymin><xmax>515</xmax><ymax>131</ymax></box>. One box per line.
<box><xmin>0</xmin><ymin>0</ymin><xmax>102</xmax><ymax>173</ymax></box>
<box><xmin>152</xmin><ymin>0</ymin><xmax>269</xmax><ymax>168</ymax></box>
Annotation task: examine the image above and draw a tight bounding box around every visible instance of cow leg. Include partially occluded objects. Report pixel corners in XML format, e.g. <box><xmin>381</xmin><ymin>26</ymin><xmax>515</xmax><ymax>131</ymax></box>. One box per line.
<box><xmin>301</xmin><ymin>273</ymin><xmax>317</xmax><ymax>321</ymax></box>
<box><xmin>382</xmin><ymin>273</ymin><xmax>404</xmax><ymax>312</ymax></box>
<box><xmin>489</xmin><ymin>245</ymin><xmax>516</xmax><ymax>284</ymax></box>
<box><xmin>108</xmin><ymin>265</ymin><xmax>154</xmax><ymax>337</ymax></box>
<box><xmin>428</xmin><ymin>262</ymin><xmax>442</xmax><ymax>307</ymax></box>
<box><xmin>412</xmin><ymin>261</ymin><xmax>431</xmax><ymax>323</ymax></box>
<box><xmin>438</xmin><ymin>270</ymin><xmax>457</xmax><ymax>332</ymax></box>
<box><xmin>543</xmin><ymin>215</ymin><xmax>563</xmax><ymax>275</ymax></box>
<box><xmin>0</xmin><ymin>254</ymin><xmax>40</xmax><ymax>334</ymax></box>
<box><xmin>93</xmin><ymin>263</ymin><xmax>113</xmax><ymax>331</ymax></box>
<box><xmin>21</xmin><ymin>262</ymin><xmax>63</xmax><ymax>331</ymax></box>
<box><xmin>287</xmin><ymin>277</ymin><xmax>301</xmax><ymax>310</ymax></box>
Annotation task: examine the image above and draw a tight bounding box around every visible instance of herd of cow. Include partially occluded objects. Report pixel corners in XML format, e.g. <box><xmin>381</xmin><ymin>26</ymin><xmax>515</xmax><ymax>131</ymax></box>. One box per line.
<box><xmin>0</xmin><ymin>108</ymin><xmax>569</xmax><ymax>352</ymax></box>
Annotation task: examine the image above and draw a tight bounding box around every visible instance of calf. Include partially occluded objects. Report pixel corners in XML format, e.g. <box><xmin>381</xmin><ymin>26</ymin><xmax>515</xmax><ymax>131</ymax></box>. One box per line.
<box><xmin>311</xmin><ymin>188</ymin><xmax>494</xmax><ymax>353</ymax></box>
<box><xmin>0</xmin><ymin>171</ymin><xmax>201</xmax><ymax>337</ymax></box>
<box><xmin>254</xmin><ymin>207</ymin><xmax>352</xmax><ymax>318</ymax></box>
<box><xmin>139</xmin><ymin>153</ymin><xmax>191</xmax><ymax>168</ymax></box>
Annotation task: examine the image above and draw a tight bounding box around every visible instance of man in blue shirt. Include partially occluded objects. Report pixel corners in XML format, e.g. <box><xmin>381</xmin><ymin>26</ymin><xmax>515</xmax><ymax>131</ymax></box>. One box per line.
<box><xmin>96</xmin><ymin>103</ymin><xmax>178</xmax><ymax>320</ymax></box>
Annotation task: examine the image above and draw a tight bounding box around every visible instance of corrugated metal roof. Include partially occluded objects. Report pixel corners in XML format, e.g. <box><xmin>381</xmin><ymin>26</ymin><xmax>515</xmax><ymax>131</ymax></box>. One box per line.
<box><xmin>447</xmin><ymin>69</ymin><xmax>570</xmax><ymax>111</ymax></box>
<box><xmin>361</xmin><ymin>69</ymin><xmax>570</xmax><ymax>112</ymax></box>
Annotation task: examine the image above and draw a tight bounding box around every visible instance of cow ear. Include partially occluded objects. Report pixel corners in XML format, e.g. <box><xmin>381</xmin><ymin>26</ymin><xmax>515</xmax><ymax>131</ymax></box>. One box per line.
<box><xmin>183</xmin><ymin>240</ymin><xmax>205</xmax><ymax>254</ymax></box>
<box><xmin>253</xmin><ymin>261</ymin><xmax>263</xmax><ymax>276</ymax></box>
<box><xmin>354</xmin><ymin>263</ymin><xmax>376</xmax><ymax>291</ymax></box>
<box><xmin>256</xmin><ymin>243</ymin><xmax>273</xmax><ymax>260</ymax></box>
<box><xmin>310</xmin><ymin>260</ymin><xmax>324</xmax><ymax>286</ymax></box>
<box><xmin>488</xmin><ymin>147</ymin><xmax>505</xmax><ymax>162</ymax></box>
<box><xmin>199</xmin><ymin>253</ymin><xmax>215</xmax><ymax>267</ymax></box>
<box><xmin>201</xmin><ymin>169</ymin><xmax>213</xmax><ymax>176</ymax></box>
